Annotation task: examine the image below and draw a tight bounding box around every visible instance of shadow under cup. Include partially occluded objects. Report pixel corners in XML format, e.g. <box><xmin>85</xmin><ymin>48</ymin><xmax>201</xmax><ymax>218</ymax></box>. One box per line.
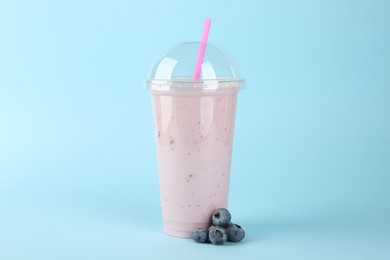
<box><xmin>150</xmin><ymin>87</ymin><xmax>240</xmax><ymax>238</ymax></box>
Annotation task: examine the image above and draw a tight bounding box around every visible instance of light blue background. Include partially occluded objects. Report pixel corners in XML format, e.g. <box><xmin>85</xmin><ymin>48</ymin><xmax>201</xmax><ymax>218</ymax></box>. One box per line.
<box><xmin>1</xmin><ymin>0</ymin><xmax>389</xmax><ymax>259</ymax></box>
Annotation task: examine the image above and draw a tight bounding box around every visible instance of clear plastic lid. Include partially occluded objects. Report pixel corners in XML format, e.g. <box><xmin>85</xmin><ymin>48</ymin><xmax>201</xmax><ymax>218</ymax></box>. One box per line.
<box><xmin>145</xmin><ymin>42</ymin><xmax>244</xmax><ymax>90</ymax></box>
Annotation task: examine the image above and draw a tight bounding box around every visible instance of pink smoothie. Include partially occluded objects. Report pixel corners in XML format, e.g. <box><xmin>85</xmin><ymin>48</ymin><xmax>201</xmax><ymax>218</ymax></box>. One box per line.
<box><xmin>151</xmin><ymin>87</ymin><xmax>239</xmax><ymax>238</ymax></box>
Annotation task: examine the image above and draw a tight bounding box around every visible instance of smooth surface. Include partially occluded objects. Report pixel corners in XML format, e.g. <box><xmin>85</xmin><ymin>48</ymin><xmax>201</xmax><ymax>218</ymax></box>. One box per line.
<box><xmin>1</xmin><ymin>0</ymin><xmax>390</xmax><ymax>259</ymax></box>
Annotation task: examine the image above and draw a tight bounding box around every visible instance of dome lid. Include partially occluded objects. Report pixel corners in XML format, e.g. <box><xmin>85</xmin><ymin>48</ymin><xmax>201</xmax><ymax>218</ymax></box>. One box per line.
<box><xmin>145</xmin><ymin>42</ymin><xmax>244</xmax><ymax>89</ymax></box>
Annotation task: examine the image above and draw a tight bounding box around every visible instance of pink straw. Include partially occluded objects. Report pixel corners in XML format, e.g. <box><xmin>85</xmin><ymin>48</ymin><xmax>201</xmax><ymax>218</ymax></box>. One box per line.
<box><xmin>193</xmin><ymin>18</ymin><xmax>212</xmax><ymax>81</ymax></box>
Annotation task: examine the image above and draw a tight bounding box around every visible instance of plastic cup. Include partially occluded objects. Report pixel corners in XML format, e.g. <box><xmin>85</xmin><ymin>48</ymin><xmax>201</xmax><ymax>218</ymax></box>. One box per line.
<box><xmin>145</xmin><ymin>42</ymin><xmax>244</xmax><ymax>238</ymax></box>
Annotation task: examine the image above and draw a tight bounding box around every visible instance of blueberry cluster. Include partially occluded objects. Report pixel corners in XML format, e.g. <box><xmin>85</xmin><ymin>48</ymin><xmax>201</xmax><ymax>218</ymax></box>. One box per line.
<box><xmin>191</xmin><ymin>208</ymin><xmax>245</xmax><ymax>245</ymax></box>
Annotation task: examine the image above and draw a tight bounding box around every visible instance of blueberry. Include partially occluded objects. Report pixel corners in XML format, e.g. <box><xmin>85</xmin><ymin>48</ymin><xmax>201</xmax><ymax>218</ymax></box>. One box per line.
<box><xmin>208</xmin><ymin>225</ymin><xmax>228</xmax><ymax>245</ymax></box>
<box><xmin>191</xmin><ymin>228</ymin><xmax>208</xmax><ymax>243</ymax></box>
<box><xmin>211</xmin><ymin>208</ymin><xmax>231</xmax><ymax>226</ymax></box>
<box><xmin>226</xmin><ymin>223</ymin><xmax>245</xmax><ymax>242</ymax></box>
